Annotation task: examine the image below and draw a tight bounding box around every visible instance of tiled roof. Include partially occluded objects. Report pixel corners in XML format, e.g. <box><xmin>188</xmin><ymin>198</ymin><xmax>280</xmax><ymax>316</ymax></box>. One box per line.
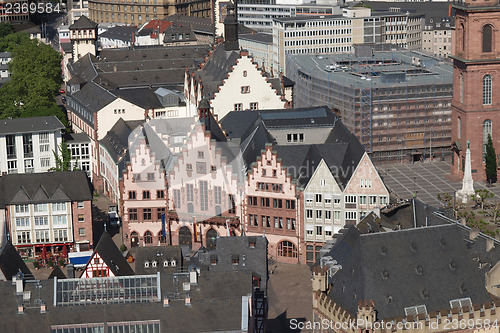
<box><xmin>0</xmin><ymin>116</ymin><xmax>64</xmax><ymax>135</ymax></box>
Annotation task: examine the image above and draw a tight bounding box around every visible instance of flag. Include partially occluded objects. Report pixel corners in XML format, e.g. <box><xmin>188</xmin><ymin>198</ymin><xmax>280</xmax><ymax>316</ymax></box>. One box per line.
<box><xmin>161</xmin><ymin>213</ymin><xmax>166</xmax><ymax>238</ymax></box>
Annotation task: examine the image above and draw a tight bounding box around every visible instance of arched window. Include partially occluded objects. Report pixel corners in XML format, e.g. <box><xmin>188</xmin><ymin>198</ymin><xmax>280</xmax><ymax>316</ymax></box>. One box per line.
<box><xmin>483</xmin><ymin>119</ymin><xmax>492</xmax><ymax>160</ymax></box>
<box><xmin>158</xmin><ymin>231</ymin><xmax>166</xmax><ymax>244</ymax></box>
<box><xmin>131</xmin><ymin>231</ymin><xmax>139</xmax><ymax>247</ymax></box>
<box><xmin>206</xmin><ymin>228</ymin><xmax>218</xmax><ymax>251</ymax></box>
<box><xmin>460</xmin><ymin>73</ymin><xmax>464</xmax><ymax>104</ymax></box>
<box><xmin>144</xmin><ymin>231</ymin><xmax>153</xmax><ymax>244</ymax></box>
<box><xmin>483</xmin><ymin>24</ymin><xmax>493</xmax><ymax>53</ymax></box>
<box><xmin>458</xmin><ymin>117</ymin><xmax>462</xmax><ymax>139</ymax></box>
<box><xmin>483</xmin><ymin>75</ymin><xmax>492</xmax><ymax>105</ymax></box>
<box><xmin>277</xmin><ymin>241</ymin><xmax>298</xmax><ymax>258</ymax></box>
<box><xmin>461</xmin><ymin>23</ymin><xmax>465</xmax><ymax>51</ymax></box>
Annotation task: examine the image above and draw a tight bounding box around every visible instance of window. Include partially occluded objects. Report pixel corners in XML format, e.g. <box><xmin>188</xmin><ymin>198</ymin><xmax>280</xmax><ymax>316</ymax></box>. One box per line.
<box><xmin>316</xmin><ymin>210</ymin><xmax>322</xmax><ymax>219</ymax></box>
<box><xmin>143</xmin><ymin>208</ymin><xmax>152</xmax><ymax>220</ymax></box>
<box><xmin>380</xmin><ymin>196</ymin><xmax>388</xmax><ymax>206</ymax></box>
<box><xmin>133</xmin><ymin>173</ymin><xmax>141</xmax><ymax>181</ymax></box>
<box><xmin>198</xmin><ymin>151</ymin><xmax>204</xmax><ymax>158</ymax></box>
<box><xmin>315</xmin><ymin>194</ymin><xmax>322</xmax><ymax>203</ymax></box>
<box><xmin>41</xmin><ymin>158</ymin><xmax>50</xmax><ymax>168</ymax></box>
<box><xmin>316</xmin><ymin>225</ymin><xmax>323</xmax><ymax>236</ymax></box>
<box><xmin>52</xmin><ymin>203</ymin><xmax>66</xmax><ymax>211</ymax></box>
<box><xmin>359</xmin><ymin>196</ymin><xmax>367</xmax><ymax>205</ymax></box>
<box><xmin>157</xmin><ymin>208</ymin><xmax>165</xmax><ymax>220</ymax></box>
<box><xmin>39</xmin><ymin>132</ymin><xmax>50</xmax><ymax>153</ymax></box>
<box><xmin>345</xmin><ymin>211</ymin><xmax>357</xmax><ymax>221</ymax></box>
<box><xmin>77</xmin><ymin>202</ymin><xmax>84</xmax><ymax>209</ymax></box>
<box><xmin>79</xmin><ymin>228</ymin><xmax>86</xmax><ymax>236</ymax></box>
<box><xmin>200</xmin><ymin>181</ymin><xmax>208</xmax><ymax>211</ymax></box>
<box><xmin>234</xmin><ymin>103</ymin><xmax>243</xmax><ymax>111</ymax></box>
<box><xmin>273</xmin><ymin>199</ymin><xmax>282</xmax><ymax>208</ymax></box>
<box><xmin>78</xmin><ymin>214</ymin><xmax>85</xmax><ymax>223</ymax></box>
<box><xmin>369</xmin><ymin>196</ymin><xmax>377</xmax><ymax>205</ymax></box>
<box><xmin>23</xmin><ymin>134</ymin><xmax>33</xmax><ymax>158</ymax></box>
<box><xmin>173</xmin><ymin>189</ymin><xmax>181</xmax><ymax>208</ymax></box>
<box><xmin>34</xmin><ymin>203</ymin><xmax>48</xmax><ymax>212</ymax></box>
<box><xmin>214</xmin><ymin>186</ymin><xmax>221</xmax><ymax>205</ymax></box>
<box><xmin>6</xmin><ymin>134</ymin><xmax>16</xmax><ymax>159</ymax></box>
<box><xmin>129</xmin><ymin>191</ymin><xmax>137</xmax><ymax>199</ymax></box>
<box><xmin>17</xmin><ymin>231</ymin><xmax>30</xmax><ymax>244</ymax></box>
<box><xmin>325</xmin><ymin>211</ymin><xmax>331</xmax><ymax>220</ymax></box>
<box><xmin>143</xmin><ymin>191</ymin><xmax>150</xmax><ymax>199</ymax></box>
<box><xmin>277</xmin><ymin>241</ymin><xmax>297</xmax><ymax>258</ymax></box>
<box><xmin>211</xmin><ymin>165</ymin><xmax>217</xmax><ymax>172</ymax></box>
<box><xmin>260</xmin><ymin>197</ymin><xmax>270</xmax><ymax>207</ymax></box>
<box><xmin>144</xmin><ymin>231</ymin><xmax>153</xmax><ymax>244</ymax></box>
<box><xmin>35</xmin><ymin>230</ymin><xmax>50</xmax><ymax>243</ymax></box>
<box><xmin>129</xmin><ymin>208</ymin><xmax>138</xmax><ymax>220</ymax></box>
<box><xmin>482</xmin><ymin>24</ymin><xmax>492</xmax><ymax>53</ymax></box>
<box><xmin>460</xmin><ymin>73</ymin><xmax>464</xmax><ymax>104</ymax></box>
<box><xmin>250</xmin><ymin>102</ymin><xmax>258</xmax><ymax>110</ymax></box>
<box><xmin>157</xmin><ymin>190</ymin><xmax>164</xmax><ymax>199</ymax></box>
<box><xmin>228</xmin><ymin>194</ymin><xmax>235</xmax><ymax>214</ymax></box>
<box><xmin>334</xmin><ymin>211</ymin><xmax>341</xmax><ymax>220</ymax></box>
<box><xmin>16</xmin><ymin>217</ymin><xmax>30</xmax><ymax>227</ymax></box>
<box><xmin>286</xmin><ymin>200</ymin><xmax>295</xmax><ymax>209</ymax></box>
<box><xmin>483</xmin><ymin>75</ymin><xmax>492</xmax><ymax>105</ymax></box>
<box><xmin>15</xmin><ymin>204</ymin><xmax>29</xmax><ymax>213</ymax></box>
<box><xmin>243</xmin><ymin>70</ymin><xmax>247</xmax><ymax>77</ymax></box>
<box><xmin>483</xmin><ymin>119</ymin><xmax>493</xmax><ymax>160</ymax></box>
<box><xmin>306</xmin><ymin>209</ymin><xmax>313</xmax><ymax>219</ymax></box>
<box><xmin>54</xmin><ymin>229</ymin><xmax>68</xmax><ymax>242</ymax></box>
<box><xmin>186</xmin><ymin>184</ymin><xmax>194</xmax><ymax>202</ymax></box>
<box><xmin>186</xmin><ymin>163</ymin><xmax>193</xmax><ymax>171</ymax></box>
<box><xmin>320</xmin><ymin>179</ymin><xmax>326</xmax><ymax>187</ymax></box>
<box><xmin>147</xmin><ymin>173</ymin><xmax>155</xmax><ymax>181</ymax></box>
<box><xmin>241</xmin><ymin>86</ymin><xmax>250</xmax><ymax>94</ymax></box>
<box><xmin>7</xmin><ymin>160</ymin><xmax>17</xmax><ymax>173</ymax></box>
<box><xmin>53</xmin><ymin>216</ymin><xmax>66</xmax><ymax>225</ymax></box>
<box><xmin>458</xmin><ymin>117</ymin><xmax>461</xmax><ymax>139</ymax></box>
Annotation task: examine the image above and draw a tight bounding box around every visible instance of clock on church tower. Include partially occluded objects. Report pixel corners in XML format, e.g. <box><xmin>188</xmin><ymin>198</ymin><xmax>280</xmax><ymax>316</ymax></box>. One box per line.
<box><xmin>450</xmin><ymin>0</ymin><xmax>500</xmax><ymax>182</ymax></box>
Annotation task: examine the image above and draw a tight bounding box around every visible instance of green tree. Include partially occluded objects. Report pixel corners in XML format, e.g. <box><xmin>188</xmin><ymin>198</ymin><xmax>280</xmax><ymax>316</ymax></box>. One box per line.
<box><xmin>471</xmin><ymin>189</ymin><xmax>495</xmax><ymax>210</ymax></box>
<box><xmin>0</xmin><ymin>22</ymin><xmax>14</xmax><ymax>39</ymax></box>
<box><xmin>51</xmin><ymin>140</ymin><xmax>72</xmax><ymax>172</ymax></box>
<box><xmin>0</xmin><ymin>32</ymin><xmax>30</xmax><ymax>52</ymax></box>
<box><xmin>0</xmin><ymin>37</ymin><xmax>63</xmax><ymax>122</ymax></box>
<box><xmin>485</xmin><ymin>134</ymin><xmax>497</xmax><ymax>184</ymax></box>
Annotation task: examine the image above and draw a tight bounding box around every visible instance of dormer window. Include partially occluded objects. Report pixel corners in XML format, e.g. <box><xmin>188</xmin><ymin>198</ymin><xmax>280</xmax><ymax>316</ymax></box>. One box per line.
<box><xmin>163</xmin><ymin>260</ymin><xmax>169</xmax><ymax>267</ymax></box>
<box><xmin>152</xmin><ymin>261</ymin><xmax>157</xmax><ymax>268</ymax></box>
<box><xmin>144</xmin><ymin>261</ymin><xmax>150</xmax><ymax>268</ymax></box>
<box><xmin>170</xmin><ymin>260</ymin><xmax>176</xmax><ymax>267</ymax></box>
<box><xmin>232</xmin><ymin>255</ymin><xmax>239</xmax><ymax>265</ymax></box>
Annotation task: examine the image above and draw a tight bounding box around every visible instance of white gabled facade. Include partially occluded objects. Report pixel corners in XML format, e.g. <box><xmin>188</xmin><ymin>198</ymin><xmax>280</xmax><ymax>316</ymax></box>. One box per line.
<box><xmin>303</xmin><ymin>159</ymin><xmax>344</xmax><ymax>244</ymax></box>
<box><xmin>343</xmin><ymin>153</ymin><xmax>390</xmax><ymax>223</ymax></box>
<box><xmin>185</xmin><ymin>48</ymin><xmax>287</xmax><ymax>120</ymax></box>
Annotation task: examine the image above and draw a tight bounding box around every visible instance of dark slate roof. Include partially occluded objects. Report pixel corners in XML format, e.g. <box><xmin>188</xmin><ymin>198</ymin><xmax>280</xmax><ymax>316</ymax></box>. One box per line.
<box><xmin>12</xmin><ymin>21</ymin><xmax>41</xmax><ymax>34</ymax></box>
<box><xmin>98</xmin><ymin>26</ymin><xmax>137</xmax><ymax>42</ymax></box>
<box><xmin>69</xmin><ymin>16</ymin><xmax>98</xmax><ymax>30</ymax></box>
<box><xmin>70</xmin><ymin>81</ymin><xmax>117</xmax><ymax>114</ymax></box>
<box><xmin>64</xmin><ymin>132</ymin><xmax>91</xmax><ymax>144</ymax></box>
<box><xmin>100</xmin><ymin>118</ymin><xmax>143</xmax><ymax>163</ymax></box>
<box><xmin>323</xmin><ymin>225</ymin><xmax>492</xmax><ymax>320</ymax></box>
<box><xmin>163</xmin><ymin>25</ymin><xmax>196</xmax><ymax>43</ymax></box>
<box><xmin>162</xmin><ymin>14</ymin><xmax>214</xmax><ymax>34</ymax></box>
<box><xmin>47</xmin><ymin>265</ymin><xmax>66</xmax><ymax>280</ymax></box>
<box><xmin>0</xmin><ymin>241</ymin><xmax>33</xmax><ymax>281</ymax></box>
<box><xmin>282</xmin><ymin>75</ymin><xmax>295</xmax><ymax>87</ymax></box>
<box><xmin>0</xmin><ymin>269</ymin><xmax>253</xmax><ymax>332</ymax></box>
<box><xmin>239</xmin><ymin>33</ymin><xmax>272</xmax><ymax>44</ymax></box>
<box><xmin>111</xmin><ymin>87</ymin><xmax>168</xmax><ymax>109</ymax></box>
<box><xmin>0</xmin><ymin>116</ymin><xmax>64</xmax><ymax>135</ymax></box>
<box><xmin>134</xmin><ymin>246</ymin><xmax>182</xmax><ymax>275</ymax></box>
<box><xmin>84</xmin><ymin>232</ymin><xmax>134</xmax><ymax>277</ymax></box>
<box><xmin>375</xmin><ymin>198</ymin><xmax>500</xmax><ymax>280</ymax></box>
<box><xmin>0</xmin><ymin>171</ymin><xmax>92</xmax><ymax>207</ymax></box>
<box><xmin>68</xmin><ymin>53</ymin><xmax>98</xmax><ymax>84</ymax></box>
<box><xmin>195</xmin><ymin>235</ymin><xmax>268</xmax><ymax>290</ymax></box>
<box><xmin>365</xmin><ymin>1</ymin><xmax>455</xmax><ymax>25</ymax></box>
<box><xmin>61</xmin><ymin>42</ymin><xmax>72</xmax><ymax>53</ymax></box>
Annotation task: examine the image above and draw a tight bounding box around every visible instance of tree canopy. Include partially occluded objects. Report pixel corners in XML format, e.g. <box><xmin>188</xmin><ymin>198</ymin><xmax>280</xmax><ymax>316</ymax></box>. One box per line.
<box><xmin>485</xmin><ymin>134</ymin><xmax>497</xmax><ymax>184</ymax></box>
<box><xmin>0</xmin><ymin>30</ymin><xmax>65</xmax><ymax>125</ymax></box>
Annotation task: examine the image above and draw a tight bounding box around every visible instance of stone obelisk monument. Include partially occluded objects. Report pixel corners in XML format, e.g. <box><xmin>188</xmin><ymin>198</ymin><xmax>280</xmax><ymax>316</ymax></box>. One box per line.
<box><xmin>457</xmin><ymin>140</ymin><xmax>475</xmax><ymax>203</ymax></box>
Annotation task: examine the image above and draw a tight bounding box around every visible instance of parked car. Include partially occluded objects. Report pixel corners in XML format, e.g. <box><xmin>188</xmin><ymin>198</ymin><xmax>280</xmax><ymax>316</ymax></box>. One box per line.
<box><xmin>59</xmin><ymin>88</ymin><xmax>65</xmax><ymax>94</ymax></box>
<box><xmin>61</xmin><ymin>96</ymin><xmax>66</xmax><ymax>104</ymax></box>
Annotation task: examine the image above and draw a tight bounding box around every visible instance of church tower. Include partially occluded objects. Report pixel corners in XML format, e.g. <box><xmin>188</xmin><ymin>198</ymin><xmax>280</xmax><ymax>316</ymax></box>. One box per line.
<box><xmin>451</xmin><ymin>0</ymin><xmax>500</xmax><ymax>181</ymax></box>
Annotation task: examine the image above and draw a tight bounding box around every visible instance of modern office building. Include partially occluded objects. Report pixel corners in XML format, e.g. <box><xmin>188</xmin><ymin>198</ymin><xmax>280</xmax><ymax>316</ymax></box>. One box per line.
<box><xmin>286</xmin><ymin>47</ymin><xmax>453</xmax><ymax>163</ymax></box>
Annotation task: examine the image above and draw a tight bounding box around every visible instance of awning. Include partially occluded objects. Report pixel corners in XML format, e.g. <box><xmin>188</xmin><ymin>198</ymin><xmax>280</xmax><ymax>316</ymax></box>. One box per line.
<box><xmin>305</xmin><ymin>224</ymin><xmax>314</xmax><ymax>231</ymax></box>
<box><xmin>324</xmin><ymin>225</ymin><xmax>333</xmax><ymax>232</ymax></box>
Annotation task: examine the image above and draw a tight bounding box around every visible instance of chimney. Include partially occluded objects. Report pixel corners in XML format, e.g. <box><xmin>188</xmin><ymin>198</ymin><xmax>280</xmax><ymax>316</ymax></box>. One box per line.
<box><xmin>40</xmin><ymin>304</ymin><xmax>47</xmax><ymax>313</ymax></box>
<box><xmin>163</xmin><ymin>297</ymin><xmax>170</xmax><ymax>307</ymax></box>
<box><xmin>470</xmin><ymin>228</ymin><xmax>480</xmax><ymax>240</ymax></box>
<box><xmin>67</xmin><ymin>263</ymin><xmax>75</xmax><ymax>279</ymax></box>
<box><xmin>486</xmin><ymin>238</ymin><xmax>495</xmax><ymax>252</ymax></box>
<box><xmin>189</xmin><ymin>267</ymin><xmax>198</xmax><ymax>285</ymax></box>
<box><xmin>15</xmin><ymin>273</ymin><xmax>24</xmax><ymax>295</ymax></box>
<box><xmin>185</xmin><ymin>296</ymin><xmax>191</xmax><ymax>306</ymax></box>
<box><xmin>17</xmin><ymin>305</ymin><xmax>24</xmax><ymax>315</ymax></box>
